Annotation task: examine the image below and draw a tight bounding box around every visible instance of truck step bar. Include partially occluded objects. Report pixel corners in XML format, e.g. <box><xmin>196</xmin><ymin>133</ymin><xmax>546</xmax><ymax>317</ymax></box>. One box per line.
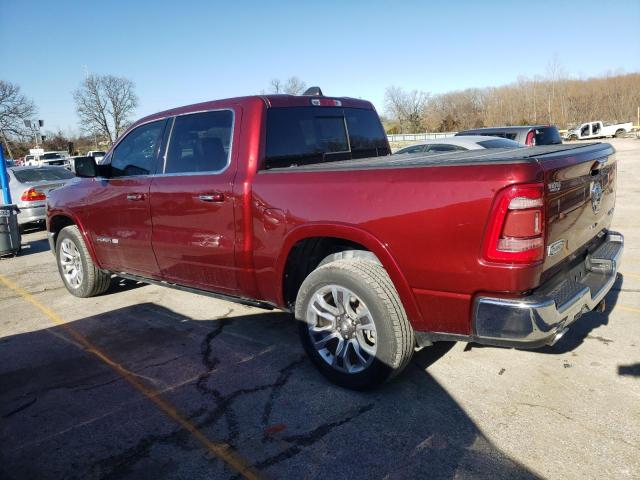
<box><xmin>116</xmin><ymin>272</ymin><xmax>276</xmax><ymax>310</ymax></box>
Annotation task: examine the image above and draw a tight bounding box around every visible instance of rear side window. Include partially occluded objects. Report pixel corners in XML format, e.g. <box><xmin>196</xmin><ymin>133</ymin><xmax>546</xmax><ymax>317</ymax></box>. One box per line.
<box><xmin>395</xmin><ymin>145</ymin><xmax>425</xmax><ymax>154</ymax></box>
<box><xmin>265</xmin><ymin>107</ymin><xmax>389</xmax><ymax>169</ymax></box>
<box><xmin>535</xmin><ymin>127</ymin><xmax>562</xmax><ymax>145</ymax></box>
<box><xmin>477</xmin><ymin>138</ymin><xmax>523</xmax><ymax>149</ymax></box>
<box><xmin>426</xmin><ymin>144</ymin><xmax>466</xmax><ymax>152</ymax></box>
<box><xmin>164</xmin><ymin>110</ymin><xmax>233</xmax><ymax>174</ymax></box>
<box><xmin>111</xmin><ymin>120</ymin><xmax>165</xmax><ymax>177</ymax></box>
<box><xmin>12</xmin><ymin>167</ymin><xmax>74</xmax><ymax>182</ymax></box>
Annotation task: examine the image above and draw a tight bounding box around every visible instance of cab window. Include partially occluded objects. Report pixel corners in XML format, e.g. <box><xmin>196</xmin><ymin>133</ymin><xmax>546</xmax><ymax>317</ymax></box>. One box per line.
<box><xmin>110</xmin><ymin>120</ymin><xmax>165</xmax><ymax>177</ymax></box>
<box><xmin>164</xmin><ymin>110</ymin><xmax>233</xmax><ymax>174</ymax></box>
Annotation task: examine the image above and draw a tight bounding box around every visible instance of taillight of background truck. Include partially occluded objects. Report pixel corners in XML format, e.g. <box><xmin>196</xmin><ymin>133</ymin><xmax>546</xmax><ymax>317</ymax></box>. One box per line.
<box><xmin>21</xmin><ymin>187</ymin><xmax>46</xmax><ymax>202</ymax></box>
<box><xmin>525</xmin><ymin>130</ymin><xmax>536</xmax><ymax>146</ymax></box>
<box><xmin>482</xmin><ymin>183</ymin><xmax>545</xmax><ymax>263</ymax></box>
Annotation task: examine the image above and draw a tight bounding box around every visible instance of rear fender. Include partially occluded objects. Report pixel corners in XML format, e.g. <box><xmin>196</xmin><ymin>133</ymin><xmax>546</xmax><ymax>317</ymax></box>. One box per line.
<box><xmin>276</xmin><ymin>223</ymin><xmax>423</xmax><ymax>326</ymax></box>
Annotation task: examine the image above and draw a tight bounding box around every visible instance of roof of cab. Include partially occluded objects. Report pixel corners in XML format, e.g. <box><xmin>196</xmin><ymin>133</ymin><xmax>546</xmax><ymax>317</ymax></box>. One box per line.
<box><xmin>133</xmin><ymin>94</ymin><xmax>375</xmax><ymax>127</ymax></box>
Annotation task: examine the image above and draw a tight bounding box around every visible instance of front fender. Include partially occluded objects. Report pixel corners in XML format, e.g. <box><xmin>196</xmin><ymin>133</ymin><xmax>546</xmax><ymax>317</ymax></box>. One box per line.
<box><xmin>275</xmin><ymin>222</ymin><xmax>424</xmax><ymax>326</ymax></box>
<box><xmin>47</xmin><ymin>207</ymin><xmax>102</xmax><ymax>268</ymax></box>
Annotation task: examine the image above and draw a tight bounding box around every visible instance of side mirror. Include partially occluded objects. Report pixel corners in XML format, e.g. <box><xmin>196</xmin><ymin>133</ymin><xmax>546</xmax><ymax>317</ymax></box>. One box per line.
<box><xmin>73</xmin><ymin>156</ymin><xmax>98</xmax><ymax>178</ymax></box>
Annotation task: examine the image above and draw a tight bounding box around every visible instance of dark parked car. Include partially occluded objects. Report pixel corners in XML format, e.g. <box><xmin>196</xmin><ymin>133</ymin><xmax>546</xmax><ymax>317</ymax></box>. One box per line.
<box><xmin>456</xmin><ymin>125</ymin><xmax>562</xmax><ymax>146</ymax></box>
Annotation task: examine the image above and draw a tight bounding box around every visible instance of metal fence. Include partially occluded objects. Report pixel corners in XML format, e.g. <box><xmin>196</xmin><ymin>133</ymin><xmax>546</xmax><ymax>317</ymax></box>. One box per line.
<box><xmin>387</xmin><ymin>132</ymin><xmax>457</xmax><ymax>142</ymax></box>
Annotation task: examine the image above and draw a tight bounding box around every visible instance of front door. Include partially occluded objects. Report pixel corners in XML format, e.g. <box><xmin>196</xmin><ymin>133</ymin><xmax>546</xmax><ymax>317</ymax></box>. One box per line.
<box><xmin>149</xmin><ymin>109</ymin><xmax>238</xmax><ymax>294</ymax></box>
<box><xmin>83</xmin><ymin>119</ymin><xmax>167</xmax><ymax>277</ymax></box>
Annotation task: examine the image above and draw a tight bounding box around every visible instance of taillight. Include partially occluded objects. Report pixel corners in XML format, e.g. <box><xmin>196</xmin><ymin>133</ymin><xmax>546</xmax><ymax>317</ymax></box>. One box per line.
<box><xmin>525</xmin><ymin>131</ymin><xmax>536</xmax><ymax>146</ymax></box>
<box><xmin>483</xmin><ymin>183</ymin><xmax>545</xmax><ymax>264</ymax></box>
<box><xmin>21</xmin><ymin>187</ymin><xmax>46</xmax><ymax>202</ymax></box>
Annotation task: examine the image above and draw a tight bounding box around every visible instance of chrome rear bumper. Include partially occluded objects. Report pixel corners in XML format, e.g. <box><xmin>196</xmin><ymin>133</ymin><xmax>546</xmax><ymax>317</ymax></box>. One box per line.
<box><xmin>472</xmin><ymin>232</ymin><xmax>623</xmax><ymax>348</ymax></box>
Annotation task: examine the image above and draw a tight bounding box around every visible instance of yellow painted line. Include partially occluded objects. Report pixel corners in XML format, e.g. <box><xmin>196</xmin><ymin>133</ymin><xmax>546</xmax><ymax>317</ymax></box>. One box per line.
<box><xmin>0</xmin><ymin>274</ymin><xmax>261</xmax><ymax>480</ymax></box>
<box><xmin>618</xmin><ymin>305</ymin><xmax>640</xmax><ymax>314</ymax></box>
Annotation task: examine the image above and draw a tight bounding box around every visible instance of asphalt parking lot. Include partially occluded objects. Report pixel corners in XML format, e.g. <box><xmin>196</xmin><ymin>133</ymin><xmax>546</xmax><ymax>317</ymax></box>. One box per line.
<box><xmin>1</xmin><ymin>138</ymin><xmax>639</xmax><ymax>480</ymax></box>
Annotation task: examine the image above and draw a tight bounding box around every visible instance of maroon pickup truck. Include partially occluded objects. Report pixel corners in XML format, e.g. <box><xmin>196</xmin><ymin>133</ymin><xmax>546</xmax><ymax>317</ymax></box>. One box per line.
<box><xmin>46</xmin><ymin>91</ymin><xmax>623</xmax><ymax>389</ymax></box>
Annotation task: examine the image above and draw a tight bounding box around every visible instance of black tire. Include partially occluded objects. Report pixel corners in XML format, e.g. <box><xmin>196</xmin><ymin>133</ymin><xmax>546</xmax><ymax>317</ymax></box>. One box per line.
<box><xmin>56</xmin><ymin>225</ymin><xmax>111</xmax><ymax>297</ymax></box>
<box><xmin>615</xmin><ymin>129</ymin><xmax>625</xmax><ymax>138</ymax></box>
<box><xmin>295</xmin><ymin>259</ymin><xmax>414</xmax><ymax>390</ymax></box>
<box><xmin>569</xmin><ymin>135</ymin><xmax>578</xmax><ymax>141</ymax></box>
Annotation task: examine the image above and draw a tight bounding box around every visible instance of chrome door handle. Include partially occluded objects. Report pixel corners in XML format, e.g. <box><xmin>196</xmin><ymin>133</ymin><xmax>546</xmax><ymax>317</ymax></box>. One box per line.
<box><xmin>198</xmin><ymin>193</ymin><xmax>224</xmax><ymax>202</ymax></box>
<box><xmin>126</xmin><ymin>193</ymin><xmax>145</xmax><ymax>201</ymax></box>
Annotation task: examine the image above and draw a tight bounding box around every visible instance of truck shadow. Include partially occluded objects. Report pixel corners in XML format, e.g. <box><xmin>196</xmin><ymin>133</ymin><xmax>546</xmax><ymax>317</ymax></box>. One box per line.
<box><xmin>0</xmin><ymin>303</ymin><xmax>539</xmax><ymax>480</ymax></box>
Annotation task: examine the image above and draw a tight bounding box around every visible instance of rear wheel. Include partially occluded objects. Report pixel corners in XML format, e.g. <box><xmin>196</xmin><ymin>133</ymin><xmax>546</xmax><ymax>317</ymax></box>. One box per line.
<box><xmin>56</xmin><ymin>226</ymin><xmax>111</xmax><ymax>297</ymax></box>
<box><xmin>615</xmin><ymin>129</ymin><xmax>625</xmax><ymax>138</ymax></box>
<box><xmin>295</xmin><ymin>258</ymin><xmax>414</xmax><ymax>389</ymax></box>
<box><xmin>568</xmin><ymin>135</ymin><xmax>578</xmax><ymax>141</ymax></box>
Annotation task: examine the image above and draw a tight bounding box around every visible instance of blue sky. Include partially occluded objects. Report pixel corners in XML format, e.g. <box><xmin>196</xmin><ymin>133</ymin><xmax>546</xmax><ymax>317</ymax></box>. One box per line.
<box><xmin>2</xmin><ymin>0</ymin><xmax>639</xmax><ymax>133</ymax></box>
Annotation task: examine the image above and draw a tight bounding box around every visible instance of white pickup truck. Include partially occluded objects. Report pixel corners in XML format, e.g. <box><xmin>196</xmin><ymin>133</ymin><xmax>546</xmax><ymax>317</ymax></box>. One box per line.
<box><xmin>566</xmin><ymin>121</ymin><xmax>633</xmax><ymax>140</ymax></box>
<box><xmin>25</xmin><ymin>151</ymin><xmax>71</xmax><ymax>167</ymax></box>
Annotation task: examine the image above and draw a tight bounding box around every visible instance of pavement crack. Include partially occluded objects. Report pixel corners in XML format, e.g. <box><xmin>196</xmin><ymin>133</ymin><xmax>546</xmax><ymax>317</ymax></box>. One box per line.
<box><xmin>252</xmin><ymin>403</ymin><xmax>375</xmax><ymax>470</ymax></box>
<box><xmin>141</xmin><ymin>354</ymin><xmax>186</xmax><ymax>370</ymax></box>
<box><xmin>2</xmin><ymin>395</ymin><xmax>37</xmax><ymax>418</ymax></box>
<box><xmin>517</xmin><ymin>402</ymin><xmax>574</xmax><ymax>421</ymax></box>
<box><xmin>260</xmin><ymin>356</ymin><xmax>306</xmax><ymax>435</ymax></box>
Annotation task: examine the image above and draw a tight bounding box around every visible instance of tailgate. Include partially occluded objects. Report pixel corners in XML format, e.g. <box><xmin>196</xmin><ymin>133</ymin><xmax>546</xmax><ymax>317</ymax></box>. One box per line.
<box><xmin>539</xmin><ymin>143</ymin><xmax>616</xmax><ymax>271</ymax></box>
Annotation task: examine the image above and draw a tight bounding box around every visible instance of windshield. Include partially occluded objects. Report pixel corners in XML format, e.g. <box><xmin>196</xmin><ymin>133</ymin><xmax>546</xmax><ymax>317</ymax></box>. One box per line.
<box><xmin>12</xmin><ymin>167</ymin><xmax>74</xmax><ymax>183</ymax></box>
<box><xmin>264</xmin><ymin>107</ymin><xmax>390</xmax><ymax>169</ymax></box>
<box><xmin>42</xmin><ymin>153</ymin><xmax>62</xmax><ymax>160</ymax></box>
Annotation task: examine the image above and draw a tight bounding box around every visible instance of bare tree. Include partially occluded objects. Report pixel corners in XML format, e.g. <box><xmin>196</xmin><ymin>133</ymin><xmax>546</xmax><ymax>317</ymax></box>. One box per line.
<box><xmin>269</xmin><ymin>78</ymin><xmax>283</xmax><ymax>93</ymax></box>
<box><xmin>73</xmin><ymin>74</ymin><xmax>138</xmax><ymax>145</ymax></box>
<box><xmin>266</xmin><ymin>76</ymin><xmax>307</xmax><ymax>95</ymax></box>
<box><xmin>384</xmin><ymin>86</ymin><xmax>429</xmax><ymax>133</ymax></box>
<box><xmin>0</xmin><ymin>80</ymin><xmax>37</xmax><ymax>139</ymax></box>
<box><xmin>284</xmin><ymin>76</ymin><xmax>307</xmax><ymax>95</ymax></box>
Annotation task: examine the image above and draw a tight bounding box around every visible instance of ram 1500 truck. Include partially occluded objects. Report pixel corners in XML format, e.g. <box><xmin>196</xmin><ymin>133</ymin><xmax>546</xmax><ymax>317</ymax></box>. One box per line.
<box><xmin>46</xmin><ymin>91</ymin><xmax>623</xmax><ymax>389</ymax></box>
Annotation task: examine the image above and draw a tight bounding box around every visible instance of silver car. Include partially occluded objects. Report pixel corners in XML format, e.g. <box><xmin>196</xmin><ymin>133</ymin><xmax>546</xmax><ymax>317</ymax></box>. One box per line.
<box><xmin>7</xmin><ymin>166</ymin><xmax>75</xmax><ymax>227</ymax></box>
<box><xmin>394</xmin><ymin>135</ymin><xmax>523</xmax><ymax>154</ymax></box>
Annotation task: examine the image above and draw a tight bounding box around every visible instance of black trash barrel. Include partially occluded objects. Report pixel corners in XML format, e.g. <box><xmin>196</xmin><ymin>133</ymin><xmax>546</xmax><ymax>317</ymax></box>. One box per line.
<box><xmin>0</xmin><ymin>204</ymin><xmax>21</xmax><ymax>257</ymax></box>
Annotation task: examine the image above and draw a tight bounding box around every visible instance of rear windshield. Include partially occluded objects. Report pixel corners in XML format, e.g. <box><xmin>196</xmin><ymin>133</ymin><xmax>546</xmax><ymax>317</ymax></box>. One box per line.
<box><xmin>264</xmin><ymin>107</ymin><xmax>390</xmax><ymax>169</ymax></box>
<box><xmin>42</xmin><ymin>153</ymin><xmax>63</xmax><ymax>159</ymax></box>
<box><xmin>477</xmin><ymin>138</ymin><xmax>523</xmax><ymax>149</ymax></box>
<box><xmin>12</xmin><ymin>167</ymin><xmax>74</xmax><ymax>183</ymax></box>
<box><xmin>535</xmin><ymin>127</ymin><xmax>562</xmax><ymax>145</ymax></box>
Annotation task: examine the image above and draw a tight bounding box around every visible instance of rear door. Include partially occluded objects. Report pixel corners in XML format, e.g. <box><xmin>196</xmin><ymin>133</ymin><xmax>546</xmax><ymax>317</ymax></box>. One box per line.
<box><xmin>541</xmin><ymin>143</ymin><xmax>617</xmax><ymax>271</ymax></box>
<box><xmin>82</xmin><ymin>119</ymin><xmax>167</xmax><ymax>276</ymax></box>
<box><xmin>149</xmin><ymin>109</ymin><xmax>238</xmax><ymax>294</ymax></box>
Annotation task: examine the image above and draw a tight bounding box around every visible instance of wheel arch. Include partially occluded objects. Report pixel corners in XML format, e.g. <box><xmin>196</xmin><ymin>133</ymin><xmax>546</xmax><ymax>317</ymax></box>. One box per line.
<box><xmin>276</xmin><ymin>223</ymin><xmax>423</xmax><ymax>325</ymax></box>
<box><xmin>48</xmin><ymin>212</ymin><xmax>101</xmax><ymax>267</ymax></box>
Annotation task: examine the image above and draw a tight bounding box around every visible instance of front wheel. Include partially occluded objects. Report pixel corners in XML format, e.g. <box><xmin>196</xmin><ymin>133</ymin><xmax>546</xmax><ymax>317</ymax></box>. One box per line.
<box><xmin>295</xmin><ymin>259</ymin><xmax>414</xmax><ymax>390</ymax></box>
<box><xmin>56</xmin><ymin>226</ymin><xmax>111</xmax><ymax>297</ymax></box>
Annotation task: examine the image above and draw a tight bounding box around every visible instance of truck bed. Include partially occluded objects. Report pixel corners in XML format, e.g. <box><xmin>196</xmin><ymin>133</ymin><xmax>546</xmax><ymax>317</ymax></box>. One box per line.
<box><xmin>264</xmin><ymin>143</ymin><xmax>605</xmax><ymax>172</ymax></box>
